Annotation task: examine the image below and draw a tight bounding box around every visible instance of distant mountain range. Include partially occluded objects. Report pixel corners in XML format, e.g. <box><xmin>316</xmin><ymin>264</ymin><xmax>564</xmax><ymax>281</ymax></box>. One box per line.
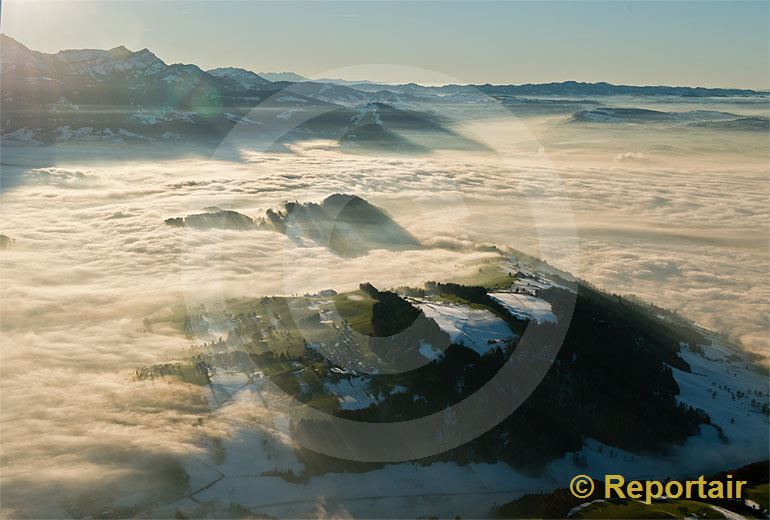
<box><xmin>2</xmin><ymin>34</ymin><xmax>767</xmax><ymax>148</ymax></box>
<box><xmin>208</xmin><ymin>67</ymin><xmax>271</xmax><ymax>89</ymax></box>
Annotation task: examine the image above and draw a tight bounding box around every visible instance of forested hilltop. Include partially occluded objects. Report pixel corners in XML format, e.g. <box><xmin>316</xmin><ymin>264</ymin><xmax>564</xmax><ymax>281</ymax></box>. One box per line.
<box><xmin>140</xmin><ymin>250</ymin><xmax>765</xmax><ymax>479</ymax></box>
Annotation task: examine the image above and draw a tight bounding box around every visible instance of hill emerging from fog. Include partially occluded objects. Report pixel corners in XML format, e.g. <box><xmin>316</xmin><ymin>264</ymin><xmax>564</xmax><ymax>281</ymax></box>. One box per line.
<box><xmin>164</xmin><ymin>194</ymin><xmax>422</xmax><ymax>257</ymax></box>
<box><xmin>165</xmin><ymin>209</ymin><xmax>256</xmax><ymax>230</ymax></box>
<box><xmin>259</xmin><ymin>194</ymin><xmax>422</xmax><ymax>257</ymax></box>
<box><xmin>136</xmin><ymin>215</ymin><xmax>768</xmax><ymax>518</ymax></box>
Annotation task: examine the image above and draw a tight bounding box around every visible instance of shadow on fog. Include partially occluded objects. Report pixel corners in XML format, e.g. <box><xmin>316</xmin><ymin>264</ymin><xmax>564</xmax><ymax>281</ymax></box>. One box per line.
<box><xmin>0</xmin><ymin>141</ymin><xmax>231</xmax><ymax>194</ymax></box>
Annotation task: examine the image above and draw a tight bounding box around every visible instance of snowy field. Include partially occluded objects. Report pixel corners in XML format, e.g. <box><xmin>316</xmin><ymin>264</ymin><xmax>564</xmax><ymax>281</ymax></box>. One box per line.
<box><xmin>489</xmin><ymin>291</ymin><xmax>557</xmax><ymax>324</ymax></box>
<box><xmin>165</xmin><ymin>378</ymin><xmax>556</xmax><ymax>518</ymax></box>
<box><xmin>416</xmin><ymin>302</ymin><xmax>514</xmax><ymax>354</ymax></box>
<box><xmin>547</xmin><ymin>337</ymin><xmax>769</xmax><ymax>483</ymax></box>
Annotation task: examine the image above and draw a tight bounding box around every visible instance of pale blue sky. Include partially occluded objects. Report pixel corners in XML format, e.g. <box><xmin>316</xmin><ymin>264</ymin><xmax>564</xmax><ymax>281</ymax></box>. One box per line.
<box><xmin>2</xmin><ymin>1</ymin><xmax>769</xmax><ymax>88</ymax></box>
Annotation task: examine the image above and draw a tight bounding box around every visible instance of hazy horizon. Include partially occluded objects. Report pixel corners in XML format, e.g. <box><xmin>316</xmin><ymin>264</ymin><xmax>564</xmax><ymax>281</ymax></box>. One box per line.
<box><xmin>2</xmin><ymin>0</ymin><xmax>769</xmax><ymax>89</ymax></box>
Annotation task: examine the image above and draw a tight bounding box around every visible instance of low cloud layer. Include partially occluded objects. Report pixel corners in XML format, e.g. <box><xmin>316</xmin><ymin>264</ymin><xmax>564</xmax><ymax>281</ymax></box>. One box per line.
<box><xmin>0</xmin><ymin>115</ymin><xmax>767</xmax><ymax>515</ymax></box>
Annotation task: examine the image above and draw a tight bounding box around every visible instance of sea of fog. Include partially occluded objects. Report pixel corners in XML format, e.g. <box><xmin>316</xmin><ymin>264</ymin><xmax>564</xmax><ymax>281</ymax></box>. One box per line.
<box><xmin>0</xmin><ymin>109</ymin><xmax>768</xmax><ymax>516</ymax></box>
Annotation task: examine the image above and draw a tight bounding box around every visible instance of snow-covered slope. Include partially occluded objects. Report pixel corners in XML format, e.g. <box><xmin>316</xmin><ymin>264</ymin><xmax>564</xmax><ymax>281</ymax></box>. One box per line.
<box><xmin>415</xmin><ymin>302</ymin><xmax>514</xmax><ymax>354</ymax></box>
<box><xmin>489</xmin><ymin>292</ymin><xmax>557</xmax><ymax>324</ymax></box>
<box><xmin>673</xmin><ymin>339</ymin><xmax>768</xmax><ymax>459</ymax></box>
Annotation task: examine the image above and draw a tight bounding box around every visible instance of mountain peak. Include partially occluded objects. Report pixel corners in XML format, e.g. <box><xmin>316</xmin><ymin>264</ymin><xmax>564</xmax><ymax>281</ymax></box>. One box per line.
<box><xmin>0</xmin><ymin>33</ymin><xmax>28</xmax><ymax>49</ymax></box>
<box><xmin>0</xmin><ymin>33</ymin><xmax>41</xmax><ymax>65</ymax></box>
<box><xmin>207</xmin><ymin>66</ymin><xmax>270</xmax><ymax>88</ymax></box>
<box><xmin>135</xmin><ymin>47</ymin><xmax>158</xmax><ymax>57</ymax></box>
<box><xmin>259</xmin><ymin>194</ymin><xmax>421</xmax><ymax>257</ymax></box>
